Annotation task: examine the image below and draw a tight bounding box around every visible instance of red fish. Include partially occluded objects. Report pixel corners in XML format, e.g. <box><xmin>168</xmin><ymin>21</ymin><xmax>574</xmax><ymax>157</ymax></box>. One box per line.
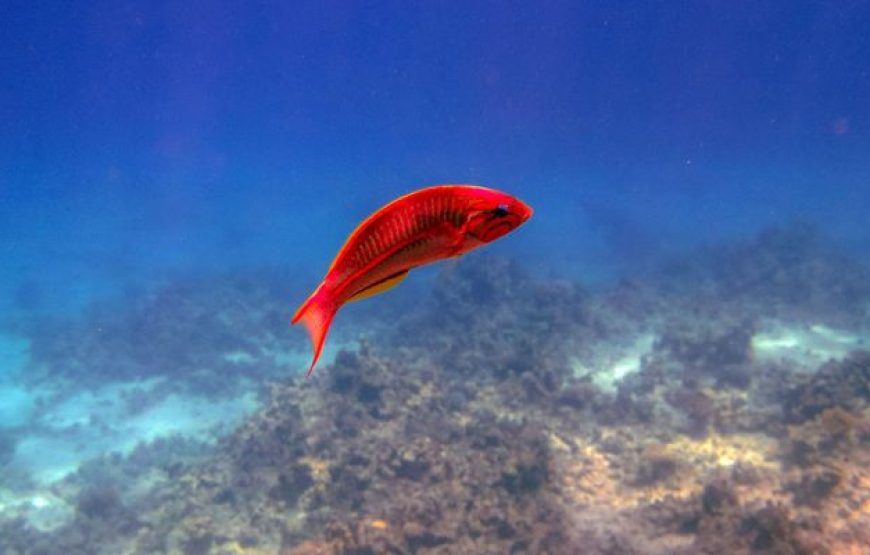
<box><xmin>292</xmin><ymin>184</ymin><xmax>533</xmax><ymax>376</ymax></box>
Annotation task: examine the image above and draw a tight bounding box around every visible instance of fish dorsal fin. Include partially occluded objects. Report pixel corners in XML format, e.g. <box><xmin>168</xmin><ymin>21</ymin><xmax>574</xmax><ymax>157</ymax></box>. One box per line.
<box><xmin>346</xmin><ymin>270</ymin><xmax>409</xmax><ymax>303</ymax></box>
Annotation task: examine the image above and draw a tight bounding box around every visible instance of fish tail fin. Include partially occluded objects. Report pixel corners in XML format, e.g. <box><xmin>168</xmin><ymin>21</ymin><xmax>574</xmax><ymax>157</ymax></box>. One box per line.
<box><xmin>292</xmin><ymin>286</ymin><xmax>338</xmax><ymax>377</ymax></box>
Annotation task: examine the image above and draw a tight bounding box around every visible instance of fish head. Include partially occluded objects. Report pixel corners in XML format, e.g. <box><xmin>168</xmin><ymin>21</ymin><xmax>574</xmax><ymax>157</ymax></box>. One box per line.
<box><xmin>463</xmin><ymin>188</ymin><xmax>533</xmax><ymax>244</ymax></box>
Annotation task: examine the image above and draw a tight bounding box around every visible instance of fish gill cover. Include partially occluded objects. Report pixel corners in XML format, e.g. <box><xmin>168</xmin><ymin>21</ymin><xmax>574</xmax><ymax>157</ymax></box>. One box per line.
<box><xmin>1</xmin><ymin>2</ymin><xmax>870</xmax><ymax>555</ymax></box>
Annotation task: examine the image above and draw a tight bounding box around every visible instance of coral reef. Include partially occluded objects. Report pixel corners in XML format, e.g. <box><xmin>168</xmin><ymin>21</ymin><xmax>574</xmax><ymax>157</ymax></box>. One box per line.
<box><xmin>782</xmin><ymin>351</ymin><xmax>870</xmax><ymax>424</ymax></box>
<box><xmin>386</xmin><ymin>255</ymin><xmax>590</xmax><ymax>381</ymax></box>
<box><xmin>2</xmin><ymin>225</ymin><xmax>870</xmax><ymax>554</ymax></box>
<box><xmin>19</xmin><ymin>271</ymin><xmax>302</xmax><ymax>395</ymax></box>
<box><xmin>656</xmin><ymin>221</ymin><xmax>870</xmax><ymax>323</ymax></box>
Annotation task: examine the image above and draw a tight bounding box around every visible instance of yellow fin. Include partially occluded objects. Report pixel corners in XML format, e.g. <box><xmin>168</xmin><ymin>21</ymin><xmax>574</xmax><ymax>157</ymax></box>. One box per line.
<box><xmin>346</xmin><ymin>270</ymin><xmax>409</xmax><ymax>303</ymax></box>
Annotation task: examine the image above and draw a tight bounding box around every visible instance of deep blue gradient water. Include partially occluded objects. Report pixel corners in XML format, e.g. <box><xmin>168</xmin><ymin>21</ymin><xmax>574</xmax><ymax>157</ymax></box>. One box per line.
<box><xmin>3</xmin><ymin>4</ymin><xmax>870</xmax><ymax>552</ymax></box>
<box><xmin>2</xmin><ymin>1</ymin><xmax>869</xmax><ymax>316</ymax></box>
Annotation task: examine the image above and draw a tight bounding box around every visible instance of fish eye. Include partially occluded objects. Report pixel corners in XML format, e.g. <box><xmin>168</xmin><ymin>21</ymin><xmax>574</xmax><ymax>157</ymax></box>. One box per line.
<box><xmin>494</xmin><ymin>204</ymin><xmax>509</xmax><ymax>217</ymax></box>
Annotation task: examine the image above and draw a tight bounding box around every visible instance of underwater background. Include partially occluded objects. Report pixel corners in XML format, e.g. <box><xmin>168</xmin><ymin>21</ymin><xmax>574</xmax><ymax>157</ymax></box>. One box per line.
<box><xmin>1</xmin><ymin>2</ymin><xmax>869</xmax><ymax>554</ymax></box>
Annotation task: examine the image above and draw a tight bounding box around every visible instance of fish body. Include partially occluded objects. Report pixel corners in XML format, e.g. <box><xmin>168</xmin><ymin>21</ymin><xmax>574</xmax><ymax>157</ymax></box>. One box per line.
<box><xmin>292</xmin><ymin>184</ymin><xmax>533</xmax><ymax>376</ymax></box>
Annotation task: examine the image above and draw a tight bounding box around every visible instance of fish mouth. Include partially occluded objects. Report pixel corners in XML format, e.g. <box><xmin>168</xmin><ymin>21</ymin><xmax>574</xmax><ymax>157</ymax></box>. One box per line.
<box><xmin>516</xmin><ymin>199</ymin><xmax>534</xmax><ymax>222</ymax></box>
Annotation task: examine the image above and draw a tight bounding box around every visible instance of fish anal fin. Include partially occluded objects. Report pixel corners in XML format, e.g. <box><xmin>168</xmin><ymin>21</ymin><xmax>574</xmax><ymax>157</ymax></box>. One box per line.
<box><xmin>346</xmin><ymin>270</ymin><xmax>409</xmax><ymax>303</ymax></box>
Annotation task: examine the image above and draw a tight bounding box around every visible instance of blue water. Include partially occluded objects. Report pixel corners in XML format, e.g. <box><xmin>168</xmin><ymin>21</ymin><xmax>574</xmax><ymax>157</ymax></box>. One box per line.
<box><xmin>3</xmin><ymin>1</ymin><xmax>869</xmax><ymax>316</ymax></box>
<box><xmin>1</xmin><ymin>2</ymin><xmax>869</xmax><ymax>552</ymax></box>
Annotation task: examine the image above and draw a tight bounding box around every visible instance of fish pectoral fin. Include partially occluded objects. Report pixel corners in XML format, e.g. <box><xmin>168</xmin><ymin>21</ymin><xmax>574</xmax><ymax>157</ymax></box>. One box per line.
<box><xmin>346</xmin><ymin>270</ymin><xmax>409</xmax><ymax>303</ymax></box>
